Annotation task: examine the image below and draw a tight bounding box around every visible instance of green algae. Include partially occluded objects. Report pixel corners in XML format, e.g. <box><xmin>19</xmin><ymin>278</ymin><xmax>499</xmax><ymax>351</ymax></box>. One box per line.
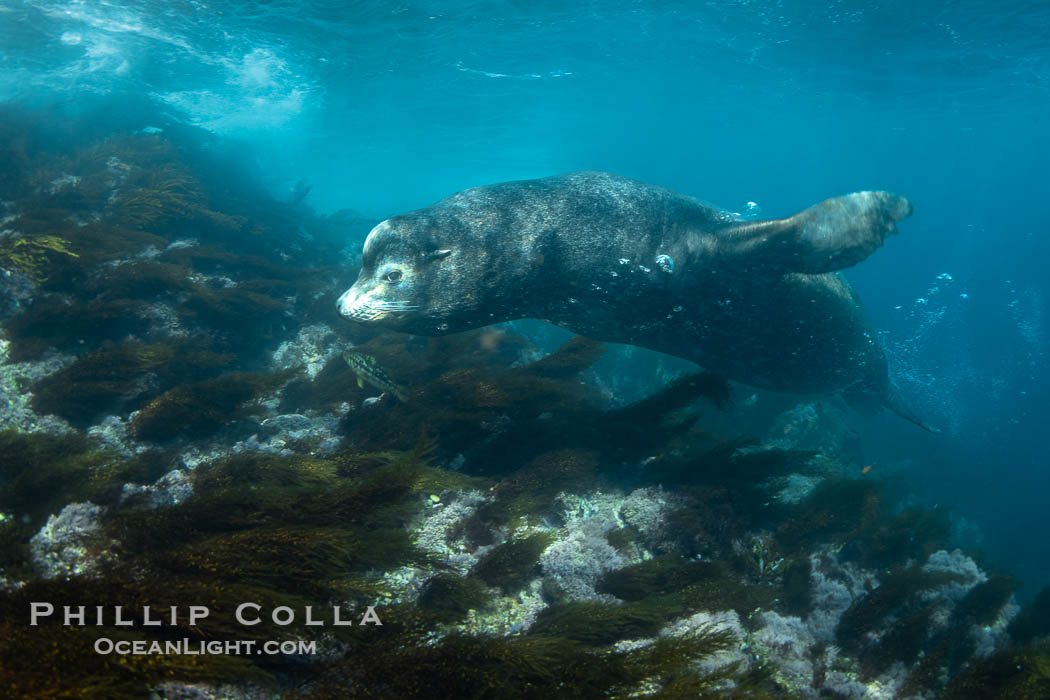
<box><xmin>0</xmin><ymin>233</ymin><xmax>78</xmax><ymax>282</ymax></box>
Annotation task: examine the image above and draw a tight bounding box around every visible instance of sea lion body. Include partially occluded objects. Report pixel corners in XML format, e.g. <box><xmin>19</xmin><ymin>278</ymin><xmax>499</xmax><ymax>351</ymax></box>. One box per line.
<box><xmin>338</xmin><ymin>171</ymin><xmax>932</xmax><ymax>430</ymax></box>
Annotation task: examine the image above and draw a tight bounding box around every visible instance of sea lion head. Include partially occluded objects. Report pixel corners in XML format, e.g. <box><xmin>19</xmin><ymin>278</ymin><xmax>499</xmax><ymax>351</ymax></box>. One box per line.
<box><xmin>337</xmin><ymin>212</ymin><xmax>496</xmax><ymax>335</ymax></box>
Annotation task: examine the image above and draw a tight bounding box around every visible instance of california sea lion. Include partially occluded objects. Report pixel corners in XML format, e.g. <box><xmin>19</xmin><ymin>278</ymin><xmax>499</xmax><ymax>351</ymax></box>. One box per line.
<box><xmin>337</xmin><ymin>171</ymin><xmax>934</xmax><ymax>431</ymax></box>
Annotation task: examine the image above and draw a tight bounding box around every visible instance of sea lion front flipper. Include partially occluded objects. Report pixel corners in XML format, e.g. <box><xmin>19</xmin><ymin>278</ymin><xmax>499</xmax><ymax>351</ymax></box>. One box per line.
<box><xmin>724</xmin><ymin>191</ymin><xmax>913</xmax><ymax>274</ymax></box>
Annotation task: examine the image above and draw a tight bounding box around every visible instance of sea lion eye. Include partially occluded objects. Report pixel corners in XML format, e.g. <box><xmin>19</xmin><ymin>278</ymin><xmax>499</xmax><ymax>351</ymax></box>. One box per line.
<box><xmin>385</xmin><ymin>270</ymin><xmax>403</xmax><ymax>283</ymax></box>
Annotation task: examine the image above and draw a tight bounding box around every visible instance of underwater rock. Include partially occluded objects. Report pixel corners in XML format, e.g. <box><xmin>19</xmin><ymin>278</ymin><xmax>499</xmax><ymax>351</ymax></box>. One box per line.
<box><xmin>136</xmin><ymin>300</ymin><xmax>187</xmax><ymax>339</ymax></box>
<box><xmin>148</xmin><ymin>681</ymin><xmax>272</xmax><ymax>700</ymax></box>
<box><xmin>29</xmin><ymin>501</ymin><xmax>115</xmax><ymax>579</ymax></box>
<box><xmin>412</xmin><ymin>490</ymin><xmax>492</xmax><ymax>572</ymax></box>
<box><xmin>663</xmin><ymin>610</ymin><xmax>748</xmax><ymax>676</ymax></box>
<box><xmin>742</xmin><ymin>546</ymin><xmax>1013</xmax><ymax>698</ymax></box>
<box><xmin>764</xmin><ymin>401</ymin><xmax>862</xmax><ymax>465</ymax></box>
<box><xmin>618</xmin><ymin>486</ymin><xmax>684</xmax><ymax>553</ymax></box>
<box><xmin>0</xmin><ymin>267</ymin><xmax>36</xmax><ymax>317</ymax></box>
<box><xmin>750</xmin><ymin>611</ymin><xmax>817</xmax><ymax>691</ymax></box>
<box><xmin>922</xmin><ymin>548</ymin><xmax>986</xmax><ymax>599</ymax></box>
<box><xmin>821</xmin><ymin>661</ymin><xmax>912</xmax><ymax>700</ymax></box>
<box><xmin>372</xmin><ymin>489</ymin><xmax>496</xmax><ymax>619</ymax></box>
<box><xmin>232</xmin><ymin>413</ymin><xmax>342</xmax><ymax>456</ymax></box>
<box><xmin>259</xmin><ymin>412</ymin><xmax>314</xmax><ymax>433</ymax></box>
<box><xmin>772</xmin><ymin>473</ymin><xmax>825</xmax><ymax>505</ymax></box>
<box><xmin>920</xmin><ymin>549</ymin><xmax>1016</xmax><ymax>658</ymax></box>
<box><xmin>176</xmin><ymin>444</ymin><xmax>232</xmax><ymax>471</ymax></box>
<box><xmin>86</xmin><ymin>414</ymin><xmax>145</xmax><ymax>457</ymax></box>
<box><xmin>271</xmin><ymin>322</ymin><xmax>340</xmax><ymax>380</ymax></box>
<box><xmin>807</xmin><ymin>548</ymin><xmax>877</xmax><ymax>643</ymax></box>
<box><xmin>753</xmin><ymin>610</ymin><xmax>921</xmax><ymax>697</ymax></box>
<box><xmin>972</xmin><ymin>600</ymin><xmax>1018</xmax><ymax>658</ymax></box>
<box><xmin>120</xmin><ymin>469</ymin><xmax>194</xmax><ymax>508</ymax></box>
<box><xmin>539</xmin><ymin>492</ymin><xmax>634</xmax><ymax>602</ymax></box>
<box><xmin>0</xmin><ymin>338</ymin><xmax>74</xmax><ymax>434</ymax></box>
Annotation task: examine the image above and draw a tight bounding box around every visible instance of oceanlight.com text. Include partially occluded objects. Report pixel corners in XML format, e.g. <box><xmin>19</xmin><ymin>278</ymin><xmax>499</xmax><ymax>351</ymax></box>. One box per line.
<box><xmin>94</xmin><ymin>638</ymin><xmax>318</xmax><ymax>656</ymax></box>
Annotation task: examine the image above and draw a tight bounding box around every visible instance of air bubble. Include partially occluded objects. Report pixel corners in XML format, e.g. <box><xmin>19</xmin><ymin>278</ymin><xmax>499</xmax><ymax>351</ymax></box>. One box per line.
<box><xmin>732</xmin><ymin>201</ymin><xmax>762</xmax><ymax>220</ymax></box>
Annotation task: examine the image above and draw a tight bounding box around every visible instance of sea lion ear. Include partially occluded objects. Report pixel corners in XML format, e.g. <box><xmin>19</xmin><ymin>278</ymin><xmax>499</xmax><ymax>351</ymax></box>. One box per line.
<box><xmin>425</xmin><ymin>249</ymin><xmax>453</xmax><ymax>261</ymax></box>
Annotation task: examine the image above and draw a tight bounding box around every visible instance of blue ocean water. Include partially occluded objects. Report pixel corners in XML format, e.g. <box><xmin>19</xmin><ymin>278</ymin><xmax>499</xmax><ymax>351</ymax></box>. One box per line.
<box><xmin>2</xmin><ymin>0</ymin><xmax>1048</xmax><ymax>597</ymax></box>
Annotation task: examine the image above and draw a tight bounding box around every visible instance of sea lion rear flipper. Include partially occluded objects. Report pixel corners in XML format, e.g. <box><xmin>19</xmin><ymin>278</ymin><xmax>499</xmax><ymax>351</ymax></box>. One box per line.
<box><xmin>725</xmin><ymin>191</ymin><xmax>913</xmax><ymax>274</ymax></box>
<box><xmin>882</xmin><ymin>383</ymin><xmax>940</xmax><ymax>433</ymax></box>
<box><xmin>845</xmin><ymin>383</ymin><xmax>940</xmax><ymax>433</ymax></box>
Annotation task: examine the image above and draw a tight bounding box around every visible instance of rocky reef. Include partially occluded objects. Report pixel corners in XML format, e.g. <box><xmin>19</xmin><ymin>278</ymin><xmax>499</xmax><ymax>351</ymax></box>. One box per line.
<box><xmin>1</xmin><ymin>101</ymin><xmax>1049</xmax><ymax>699</ymax></box>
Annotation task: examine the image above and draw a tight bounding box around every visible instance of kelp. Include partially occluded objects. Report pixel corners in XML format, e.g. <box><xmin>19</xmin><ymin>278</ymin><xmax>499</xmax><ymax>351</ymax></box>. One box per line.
<box><xmin>1010</xmin><ymin>584</ymin><xmax>1050</xmax><ymax>644</ymax></box>
<box><xmin>0</xmin><ymin>430</ymin><xmax>135</xmax><ymax>525</ymax></box>
<box><xmin>0</xmin><ymin>442</ymin><xmax>455</xmax><ymax>697</ymax></box>
<box><xmin>31</xmin><ymin>340</ymin><xmax>178</xmax><ymax>427</ymax></box>
<box><xmin>129</xmin><ymin>369</ymin><xmax>296</xmax><ymax>442</ymax></box>
<box><xmin>940</xmin><ymin>640</ymin><xmax>1050</xmax><ymax>700</ymax></box>
<box><xmin>472</xmin><ymin>532</ymin><xmax>556</xmax><ymax>593</ymax></box>
<box><xmin>474</xmin><ymin>448</ymin><xmax>601</xmax><ymax>526</ymax></box>
<box><xmin>288</xmin><ymin>628</ymin><xmax>745</xmax><ymax>700</ymax></box>
<box><xmin>4</xmin><ymin>298</ymin><xmax>146</xmax><ymax>361</ymax></box>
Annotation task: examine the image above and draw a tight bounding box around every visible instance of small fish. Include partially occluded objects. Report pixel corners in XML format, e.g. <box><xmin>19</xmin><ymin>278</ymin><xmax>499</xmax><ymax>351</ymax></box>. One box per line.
<box><xmin>343</xmin><ymin>350</ymin><xmax>408</xmax><ymax>402</ymax></box>
<box><xmin>861</xmin><ymin>464</ymin><xmax>873</xmax><ymax>475</ymax></box>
